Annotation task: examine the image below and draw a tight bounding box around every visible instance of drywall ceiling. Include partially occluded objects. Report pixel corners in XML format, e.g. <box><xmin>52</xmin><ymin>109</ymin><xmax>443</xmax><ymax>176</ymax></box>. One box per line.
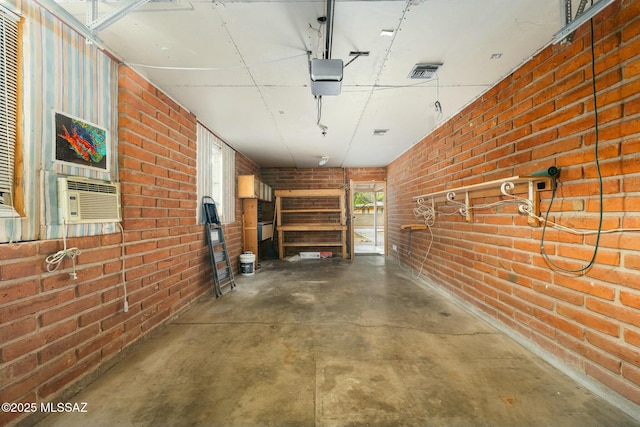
<box><xmin>52</xmin><ymin>0</ymin><xmax>569</xmax><ymax>168</ymax></box>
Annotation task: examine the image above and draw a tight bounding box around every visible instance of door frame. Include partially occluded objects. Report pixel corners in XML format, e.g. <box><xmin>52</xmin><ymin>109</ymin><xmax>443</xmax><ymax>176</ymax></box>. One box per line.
<box><xmin>350</xmin><ymin>180</ymin><xmax>387</xmax><ymax>258</ymax></box>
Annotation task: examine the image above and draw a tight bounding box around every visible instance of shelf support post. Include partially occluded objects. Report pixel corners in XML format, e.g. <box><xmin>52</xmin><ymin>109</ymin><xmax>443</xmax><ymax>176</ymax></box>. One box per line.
<box><xmin>527</xmin><ymin>181</ymin><xmax>541</xmax><ymax>227</ymax></box>
<box><xmin>465</xmin><ymin>191</ymin><xmax>473</xmax><ymax>223</ymax></box>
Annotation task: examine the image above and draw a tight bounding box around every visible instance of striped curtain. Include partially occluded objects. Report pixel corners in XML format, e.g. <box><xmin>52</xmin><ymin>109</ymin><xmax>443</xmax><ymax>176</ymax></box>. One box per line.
<box><xmin>0</xmin><ymin>0</ymin><xmax>118</xmax><ymax>243</ymax></box>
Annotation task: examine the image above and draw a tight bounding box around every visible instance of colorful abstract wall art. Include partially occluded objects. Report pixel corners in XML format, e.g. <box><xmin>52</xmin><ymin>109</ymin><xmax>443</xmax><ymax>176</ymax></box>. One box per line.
<box><xmin>54</xmin><ymin>112</ymin><xmax>108</xmax><ymax>170</ymax></box>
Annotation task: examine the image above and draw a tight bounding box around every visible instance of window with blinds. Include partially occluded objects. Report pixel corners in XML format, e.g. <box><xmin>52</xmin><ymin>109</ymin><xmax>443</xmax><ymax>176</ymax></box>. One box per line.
<box><xmin>0</xmin><ymin>7</ymin><xmax>19</xmax><ymax>218</ymax></box>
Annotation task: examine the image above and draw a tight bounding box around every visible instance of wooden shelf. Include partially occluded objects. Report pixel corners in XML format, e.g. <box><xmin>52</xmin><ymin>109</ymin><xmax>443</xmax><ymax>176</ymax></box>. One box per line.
<box><xmin>280</xmin><ymin>209</ymin><xmax>343</xmax><ymax>213</ymax></box>
<box><xmin>275</xmin><ymin>189</ymin><xmax>344</xmax><ymax>198</ymax></box>
<box><xmin>413</xmin><ymin>176</ymin><xmax>550</xmax><ymax>200</ymax></box>
<box><xmin>413</xmin><ymin>175</ymin><xmax>552</xmax><ymax>227</ymax></box>
<box><xmin>282</xmin><ymin>242</ymin><xmax>343</xmax><ymax>247</ymax></box>
<box><xmin>279</xmin><ymin>224</ymin><xmax>347</xmax><ymax>231</ymax></box>
<box><xmin>401</xmin><ymin>224</ymin><xmax>427</xmax><ymax>230</ymax></box>
<box><xmin>276</xmin><ymin>188</ymin><xmax>347</xmax><ymax>259</ymax></box>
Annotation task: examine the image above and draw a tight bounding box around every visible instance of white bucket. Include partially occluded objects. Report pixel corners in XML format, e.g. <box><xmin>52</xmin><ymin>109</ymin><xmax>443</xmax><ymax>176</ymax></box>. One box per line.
<box><xmin>239</xmin><ymin>252</ymin><xmax>256</xmax><ymax>275</ymax></box>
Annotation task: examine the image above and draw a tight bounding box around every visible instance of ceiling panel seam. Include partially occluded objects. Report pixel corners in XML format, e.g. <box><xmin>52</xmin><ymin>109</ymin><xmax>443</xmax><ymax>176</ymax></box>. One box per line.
<box><xmin>214</xmin><ymin>6</ymin><xmax>296</xmax><ymax>164</ymax></box>
<box><xmin>340</xmin><ymin>0</ymin><xmax>410</xmax><ymax>167</ymax></box>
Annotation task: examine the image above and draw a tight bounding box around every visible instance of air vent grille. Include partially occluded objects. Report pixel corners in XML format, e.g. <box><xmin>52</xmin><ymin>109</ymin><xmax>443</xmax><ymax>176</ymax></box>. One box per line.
<box><xmin>408</xmin><ymin>63</ymin><xmax>442</xmax><ymax>79</ymax></box>
<box><xmin>66</xmin><ymin>180</ymin><xmax>117</xmax><ymax>194</ymax></box>
<box><xmin>373</xmin><ymin>129</ymin><xmax>389</xmax><ymax>136</ymax></box>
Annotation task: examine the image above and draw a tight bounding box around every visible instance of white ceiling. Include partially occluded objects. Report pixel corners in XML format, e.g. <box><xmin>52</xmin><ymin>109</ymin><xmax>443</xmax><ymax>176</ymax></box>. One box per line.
<box><xmin>53</xmin><ymin>0</ymin><xmax>569</xmax><ymax>168</ymax></box>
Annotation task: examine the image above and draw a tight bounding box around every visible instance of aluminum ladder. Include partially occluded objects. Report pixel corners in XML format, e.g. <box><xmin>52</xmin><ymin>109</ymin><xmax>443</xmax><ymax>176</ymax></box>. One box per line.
<box><xmin>203</xmin><ymin>197</ymin><xmax>236</xmax><ymax>297</ymax></box>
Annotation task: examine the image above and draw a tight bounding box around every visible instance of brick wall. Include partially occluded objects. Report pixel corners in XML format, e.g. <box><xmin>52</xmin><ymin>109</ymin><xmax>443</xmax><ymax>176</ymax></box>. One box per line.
<box><xmin>117</xmin><ymin>65</ymin><xmax>211</xmax><ymax>327</ymax></box>
<box><xmin>260</xmin><ymin>167</ymin><xmax>386</xmax><ymax>190</ymax></box>
<box><xmin>346</xmin><ymin>167</ymin><xmax>387</xmax><ymax>183</ymax></box>
<box><xmin>260</xmin><ymin>167</ymin><xmax>348</xmax><ymax>190</ymax></box>
<box><xmin>387</xmin><ymin>0</ymin><xmax>640</xmax><ymax>406</ymax></box>
<box><xmin>0</xmin><ymin>65</ymin><xmax>246</xmax><ymax>426</ymax></box>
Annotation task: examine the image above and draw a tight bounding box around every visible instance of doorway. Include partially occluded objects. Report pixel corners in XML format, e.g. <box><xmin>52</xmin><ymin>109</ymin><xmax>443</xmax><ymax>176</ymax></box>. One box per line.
<box><xmin>350</xmin><ymin>181</ymin><xmax>386</xmax><ymax>256</ymax></box>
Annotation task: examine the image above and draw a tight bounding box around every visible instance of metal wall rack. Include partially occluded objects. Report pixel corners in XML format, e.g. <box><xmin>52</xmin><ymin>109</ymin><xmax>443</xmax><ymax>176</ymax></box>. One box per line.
<box><xmin>412</xmin><ymin>176</ymin><xmax>553</xmax><ymax>227</ymax></box>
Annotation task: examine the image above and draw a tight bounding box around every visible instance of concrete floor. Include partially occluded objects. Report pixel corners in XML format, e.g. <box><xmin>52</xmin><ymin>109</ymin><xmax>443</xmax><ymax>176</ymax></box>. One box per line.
<box><xmin>353</xmin><ymin>228</ymin><xmax>384</xmax><ymax>255</ymax></box>
<box><xmin>34</xmin><ymin>256</ymin><xmax>638</xmax><ymax>427</ymax></box>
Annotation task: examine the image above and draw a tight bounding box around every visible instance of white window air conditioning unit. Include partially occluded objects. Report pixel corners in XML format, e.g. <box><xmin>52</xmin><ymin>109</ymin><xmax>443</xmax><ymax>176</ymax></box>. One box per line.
<box><xmin>57</xmin><ymin>176</ymin><xmax>122</xmax><ymax>224</ymax></box>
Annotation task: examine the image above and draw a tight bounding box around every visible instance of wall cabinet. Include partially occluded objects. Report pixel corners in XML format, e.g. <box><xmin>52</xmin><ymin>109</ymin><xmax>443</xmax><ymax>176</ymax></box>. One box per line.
<box><xmin>275</xmin><ymin>188</ymin><xmax>347</xmax><ymax>259</ymax></box>
<box><xmin>238</xmin><ymin>174</ymin><xmax>272</xmax><ymax>201</ymax></box>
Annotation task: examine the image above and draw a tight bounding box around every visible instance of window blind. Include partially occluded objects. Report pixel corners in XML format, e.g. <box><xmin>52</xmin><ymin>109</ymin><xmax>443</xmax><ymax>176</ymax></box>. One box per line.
<box><xmin>0</xmin><ymin>7</ymin><xmax>19</xmax><ymax>218</ymax></box>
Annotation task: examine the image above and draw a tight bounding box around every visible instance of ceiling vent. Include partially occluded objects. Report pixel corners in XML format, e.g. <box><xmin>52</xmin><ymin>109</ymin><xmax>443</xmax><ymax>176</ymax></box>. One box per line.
<box><xmin>373</xmin><ymin>129</ymin><xmax>389</xmax><ymax>136</ymax></box>
<box><xmin>408</xmin><ymin>63</ymin><xmax>442</xmax><ymax>79</ymax></box>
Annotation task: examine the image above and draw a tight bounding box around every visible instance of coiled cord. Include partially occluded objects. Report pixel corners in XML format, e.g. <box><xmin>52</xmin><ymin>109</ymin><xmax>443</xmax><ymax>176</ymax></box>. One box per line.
<box><xmin>45</xmin><ymin>224</ymin><xmax>81</xmax><ymax>279</ymax></box>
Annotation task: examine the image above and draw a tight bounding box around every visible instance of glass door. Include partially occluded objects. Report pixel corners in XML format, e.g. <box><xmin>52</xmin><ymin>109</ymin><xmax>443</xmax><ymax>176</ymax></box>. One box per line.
<box><xmin>351</xmin><ymin>181</ymin><xmax>386</xmax><ymax>255</ymax></box>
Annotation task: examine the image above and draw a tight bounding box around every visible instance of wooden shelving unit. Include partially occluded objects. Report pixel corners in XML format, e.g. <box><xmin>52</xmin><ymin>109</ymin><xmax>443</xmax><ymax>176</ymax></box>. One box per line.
<box><xmin>239</xmin><ymin>175</ymin><xmax>274</xmax><ymax>269</ymax></box>
<box><xmin>275</xmin><ymin>188</ymin><xmax>347</xmax><ymax>259</ymax></box>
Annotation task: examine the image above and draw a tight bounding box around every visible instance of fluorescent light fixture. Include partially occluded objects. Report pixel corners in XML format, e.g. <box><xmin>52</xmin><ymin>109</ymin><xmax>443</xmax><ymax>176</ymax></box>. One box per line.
<box><xmin>553</xmin><ymin>0</ymin><xmax>615</xmax><ymax>44</ymax></box>
<box><xmin>380</xmin><ymin>29</ymin><xmax>394</xmax><ymax>37</ymax></box>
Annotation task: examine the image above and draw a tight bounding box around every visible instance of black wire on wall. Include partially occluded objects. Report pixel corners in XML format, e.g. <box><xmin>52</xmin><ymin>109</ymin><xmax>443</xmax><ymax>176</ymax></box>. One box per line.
<box><xmin>540</xmin><ymin>18</ymin><xmax>605</xmax><ymax>274</ymax></box>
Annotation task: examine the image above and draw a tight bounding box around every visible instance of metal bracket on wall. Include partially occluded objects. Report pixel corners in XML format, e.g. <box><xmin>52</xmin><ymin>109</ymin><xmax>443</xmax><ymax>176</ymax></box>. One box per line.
<box><xmin>564</xmin><ymin>0</ymin><xmax>588</xmax><ymax>43</ymax></box>
<box><xmin>555</xmin><ymin>0</ymin><xmax>615</xmax><ymax>44</ymax></box>
<box><xmin>400</xmin><ymin>224</ymin><xmax>428</xmax><ymax>255</ymax></box>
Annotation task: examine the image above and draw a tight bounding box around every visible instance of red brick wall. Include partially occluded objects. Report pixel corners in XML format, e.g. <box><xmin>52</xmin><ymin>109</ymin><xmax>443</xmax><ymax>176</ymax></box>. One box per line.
<box><xmin>347</xmin><ymin>167</ymin><xmax>387</xmax><ymax>183</ymax></box>
<box><xmin>260</xmin><ymin>167</ymin><xmax>347</xmax><ymax>190</ymax></box>
<box><xmin>260</xmin><ymin>167</ymin><xmax>386</xmax><ymax>189</ymax></box>
<box><xmin>387</xmin><ymin>0</ymin><xmax>640</xmax><ymax>406</ymax></box>
<box><xmin>260</xmin><ymin>167</ymin><xmax>387</xmax><ymax>191</ymax></box>
<box><xmin>0</xmin><ymin>65</ymin><xmax>246</xmax><ymax>426</ymax></box>
<box><xmin>117</xmin><ymin>65</ymin><xmax>211</xmax><ymax>325</ymax></box>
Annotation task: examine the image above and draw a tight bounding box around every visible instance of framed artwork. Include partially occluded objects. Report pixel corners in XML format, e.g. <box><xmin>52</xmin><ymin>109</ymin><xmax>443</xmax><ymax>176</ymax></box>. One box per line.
<box><xmin>54</xmin><ymin>111</ymin><xmax>108</xmax><ymax>171</ymax></box>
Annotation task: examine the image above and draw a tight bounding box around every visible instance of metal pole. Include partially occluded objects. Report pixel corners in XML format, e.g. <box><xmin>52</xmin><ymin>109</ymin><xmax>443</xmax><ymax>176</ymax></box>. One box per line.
<box><xmin>373</xmin><ymin>191</ymin><xmax>378</xmax><ymax>247</ymax></box>
<box><xmin>324</xmin><ymin>0</ymin><xmax>335</xmax><ymax>59</ymax></box>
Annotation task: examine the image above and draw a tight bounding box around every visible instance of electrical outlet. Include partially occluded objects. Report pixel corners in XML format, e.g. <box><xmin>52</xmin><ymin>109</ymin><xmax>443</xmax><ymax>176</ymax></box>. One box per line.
<box><xmin>392</xmin><ymin>244</ymin><xmax>397</xmax><ymax>251</ymax></box>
